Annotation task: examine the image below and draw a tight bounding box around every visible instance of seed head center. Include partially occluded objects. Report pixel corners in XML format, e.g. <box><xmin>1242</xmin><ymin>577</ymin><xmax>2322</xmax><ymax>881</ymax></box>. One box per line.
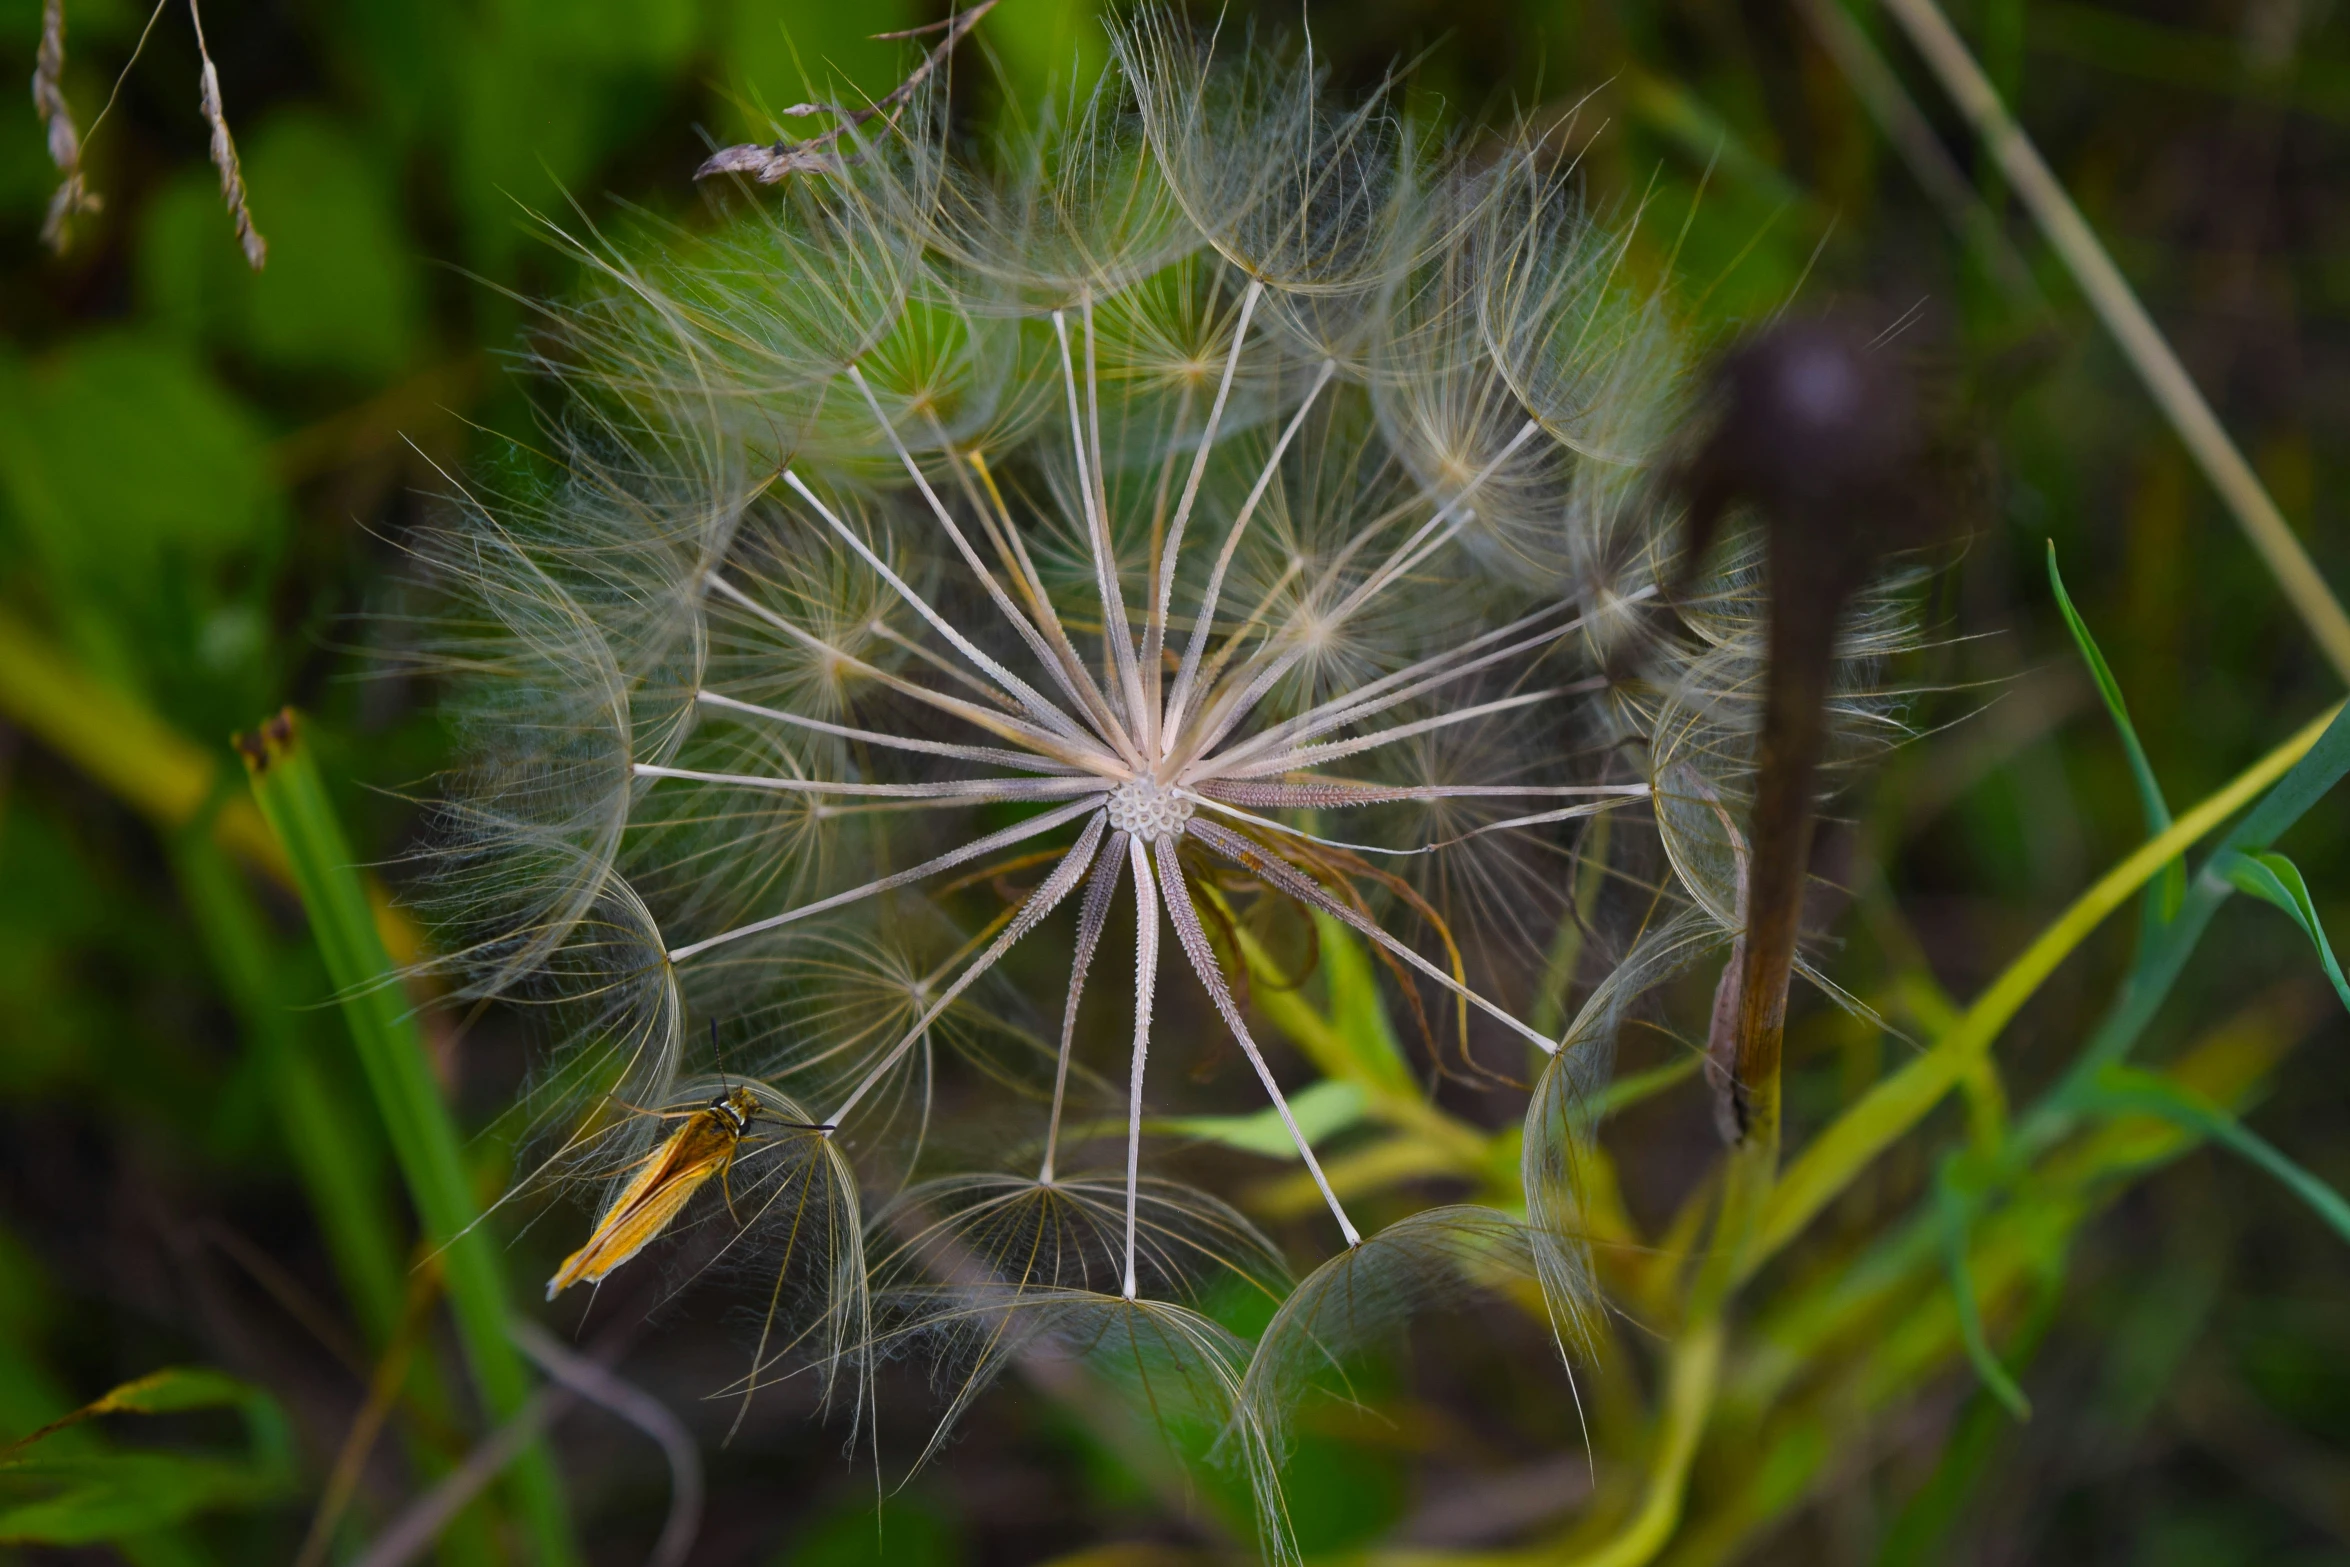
<box><xmin>1106</xmin><ymin>777</ymin><xmax>1193</xmax><ymax>843</ymax></box>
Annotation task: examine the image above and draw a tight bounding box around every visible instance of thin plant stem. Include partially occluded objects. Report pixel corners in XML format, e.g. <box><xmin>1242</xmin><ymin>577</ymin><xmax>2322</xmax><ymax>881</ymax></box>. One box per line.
<box><xmin>1877</xmin><ymin>0</ymin><xmax>2350</xmax><ymax>682</ymax></box>
<box><xmin>1792</xmin><ymin>0</ymin><xmax>2043</xmax><ymax>310</ymax></box>
<box><xmin>239</xmin><ymin>710</ymin><xmax>580</xmax><ymax>1567</ymax></box>
<box><xmin>1553</xmin><ymin>1320</ymin><xmax>1725</xmax><ymax>1567</ymax></box>
<box><xmin>171</xmin><ymin>835</ymin><xmax>405</xmax><ymax>1341</ymax></box>
<box><xmin>0</xmin><ymin>609</ymin><xmax>285</xmax><ymax>879</ymax></box>
<box><xmin>293</xmin><ymin>1260</ymin><xmax>443</xmax><ymax>1567</ymax></box>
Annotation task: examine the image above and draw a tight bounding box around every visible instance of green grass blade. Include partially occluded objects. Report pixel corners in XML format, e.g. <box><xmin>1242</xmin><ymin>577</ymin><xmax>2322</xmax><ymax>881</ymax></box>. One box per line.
<box><xmin>172</xmin><ymin>833</ymin><xmax>502</xmax><ymax>1567</ymax></box>
<box><xmin>1932</xmin><ymin>1165</ymin><xmax>2030</xmax><ymax>1419</ymax></box>
<box><xmin>2217</xmin><ymin>851</ymin><xmax>2350</xmax><ymax>1013</ymax></box>
<box><xmin>1312</xmin><ymin>912</ymin><xmax>1418</xmax><ymax>1098</ymax></box>
<box><xmin>2046</xmin><ymin>698</ymin><xmax>2350</xmax><ymax>1101</ymax></box>
<box><xmin>171</xmin><ymin>836</ymin><xmax>406</xmax><ymax>1344</ymax></box>
<box><xmin>1592</xmin><ymin>1055</ymin><xmax>1703</xmax><ymax>1123</ymax></box>
<box><xmin>2087</xmin><ymin>1066</ymin><xmax>2350</xmax><ymax>1246</ymax></box>
<box><xmin>2045</xmin><ymin>543</ymin><xmax>2171</xmax><ymax>834</ymax></box>
<box><xmin>237</xmin><ymin>710</ymin><xmax>578</xmax><ymax>1567</ymax></box>
<box><xmin>0</xmin><ymin>1368</ymin><xmax>295</xmax><ymax>1546</ymax></box>
<box><xmin>1163</xmin><ymin>1080</ymin><xmax>1369</xmax><ymax>1157</ymax></box>
<box><xmin>2046</xmin><ymin>542</ymin><xmax>2184</xmax><ymax>927</ymax></box>
<box><xmin>1873</xmin><ymin>1263</ymin><xmax>2060</xmax><ymax>1566</ymax></box>
<box><xmin>1</xmin><ymin>1367</ymin><xmax>256</xmax><ymax>1460</ymax></box>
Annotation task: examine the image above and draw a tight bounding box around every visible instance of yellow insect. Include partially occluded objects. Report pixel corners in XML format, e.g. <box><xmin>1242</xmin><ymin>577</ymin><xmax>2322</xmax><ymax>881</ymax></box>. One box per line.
<box><xmin>546</xmin><ymin>1087</ymin><xmax>766</xmax><ymax>1300</ymax></box>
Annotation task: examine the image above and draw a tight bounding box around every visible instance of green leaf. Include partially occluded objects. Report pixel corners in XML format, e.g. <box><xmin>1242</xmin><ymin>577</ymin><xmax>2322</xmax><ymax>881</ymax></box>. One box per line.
<box><xmin>0</xmin><ymin>335</ymin><xmax>281</xmax><ymax>569</ymax></box>
<box><xmin>446</xmin><ymin>0</ymin><xmax>693</xmax><ymax>273</ymax></box>
<box><xmin>1162</xmin><ymin>1080</ymin><xmax>1369</xmax><ymax>1159</ymax></box>
<box><xmin>707</xmin><ymin>0</ymin><xmax>922</xmax><ymax>143</ymax></box>
<box><xmin>1932</xmin><ymin>1165</ymin><xmax>2031</xmax><ymax>1420</ymax></box>
<box><xmin>2047</xmin><ymin>541</ymin><xmax>2183</xmax><ymax>923</ymax></box>
<box><xmin>2037</xmin><ymin>700</ymin><xmax>2350</xmax><ymax>1111</ymax></box>
<box><xmin>1</xmin><ymin>1367</ymin><xmax>257</xmax><ymax>1461</ymax></box>
<box><xmin>1877</xmin><ymin>1262</ymin><xmax>2063</xmax><ymax>1565</ymax></box>
<box><xmin>0</xmin><ymin>1452</ymin><xmax>284</xmax><ymax>1545</ymax></box>
<box><xmin>2087</xmin><ymin>1066</ymin><xmax>2350</xmax><ymax>1247</ymax></box>
<box><xmin>1590</xmin><ymin>1054</ymin><xmax>1701</xmax><ymax>1122</ymax></box>
<box><xmin>1223</xmin><ymin>903</ymin><xmax>1419</xmax><ymax>1103</ymax></box>
<box><xmin>1313</xmin><ymin>912</ymin><xmax>1416</xmax><ymax>1098</ymax></box>
<box><xmin>978</xmin><ymin>0</ymin><xmax>1106</xmax><ymax>115</ymax></box>
<box><xmin>0</xmin><ymin>1366</ymin><xmax>293</xmax><ymax>1544</ymax></box>
<box><xmin>2217</xmin><ymin>850</ymin><xmax>2350</xmax><ymax>1013</ymax></box>
<box><xmin>510</xmin><ymin>0</ymin><xmax>698</xmax><ymax>73</ymax></box>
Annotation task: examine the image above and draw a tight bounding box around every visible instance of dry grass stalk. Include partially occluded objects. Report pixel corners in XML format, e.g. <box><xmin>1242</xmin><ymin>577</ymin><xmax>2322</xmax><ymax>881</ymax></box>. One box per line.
<box><xmin>188</xmin><ymin>0</ymin><xmax>264</xmax><ymax>269</ymax></box>
<box><xmin>33</xmin><ymin>0</ymin><xmax>102</xmax><ymax>253</ymax></box>
<box><xmin>1877</xmin><ymin>0</ymin><xmax>2350</xmax><ymax>682</ymax></box>
<box><xmin>695</xmin><ymin>1</ymin><xmax>998</xmax><ymax>183</ymax></box>
<box><xmin>30</xmin><ymin>0</ymin><xmax>265</xmax><ymax>267</ymax></box>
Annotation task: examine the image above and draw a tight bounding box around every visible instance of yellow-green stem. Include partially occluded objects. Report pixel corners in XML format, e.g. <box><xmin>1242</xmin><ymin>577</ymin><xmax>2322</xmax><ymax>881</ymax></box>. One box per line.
<box><xmin>1554</xmin><ymin>1320</ymin><xmax>1725</xmax><ymax>1567</ymax></box>
<box><xmin>1753</xmin><ymin>701</ymin><xmax>2341</xmax><ymax>1272</ymax></box>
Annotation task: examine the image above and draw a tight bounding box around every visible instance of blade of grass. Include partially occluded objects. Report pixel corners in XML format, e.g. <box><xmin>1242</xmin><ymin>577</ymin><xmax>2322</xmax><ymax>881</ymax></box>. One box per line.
<box><xmin>2045</xmin><ymin>543</ymin><xmax>2171</xmax><ymax>837</ymax></box>
<box><xmin>0</xmin><ymin>610</ymin><xmax>283</xmax><ymax>878</ymax></box>
<box><xmin>1879</xmin><ymin>0</ymin><xmax>2350</xmax><ymax>682</ymax></box>
<box><xmin>2028</xmin><ymin>696</ymin><xmax>2350</xmax><ymax>1131</ymax></box>
<box><xmin>1735</xmin><ymin>989</ymin><xmax>2305</xmax><ymax>1423</ymax></box>
<box><xmin>170</xmin><ymin>836</ymin><xmax>405</xmax><ymax>1343</ymax></box>
<box><xmin>1932</xmin><ymin>1161</ymin><xmax>2030</xmax><ymax>1419</ymax></box>
<box><xmin>2085</xmin><ymin>1066</ymin><xmax>2350</xmax><ymax>1245</ymax></box>
<box><xmin>1553</xmin><ymin>1321</ymin><xmax>1724</xmax><ymax>1567</ymax></box>
<box><xmin>1699</xmin><ymin>1007</ymin><xmax>2296</xmax><ymax>1565</ymax></box>
<box><xmin>237</xmin><ymin>710</ymin><xmax>578</xmax><ymax>1567</ymax></box>
<box><xmin>0</xmin><ymin>1370</ymin><xmax>295</xmax><ymax>1546</ymax></box>
<box><xmin>2046</xmin><ymin>543</ymin><xmax>2185</xmax><ymax>932</ymax></box>
<box><xmin>0</xmin><ymin>609</ymin><xmax>425</xmax><ymax>971</ymax></box>
<box><xmin>1755</xmin><ymin>700</ymin><xmax>2344</xmax><ymax>1271</ymax></box>
<box><xmin>1792</xmin><ymin>0</ymin><xmax>2045</xmax><ymax>310</ymax></box>
<box><xmin>174</xmin><ymin>834</ymin><xmax>500</xmax><ymax>1567</ymax></box>
<box><xmin>2216</xmin><ymin>851</ymin><xmax>2350</xmax><ymax>1013</ymax></box>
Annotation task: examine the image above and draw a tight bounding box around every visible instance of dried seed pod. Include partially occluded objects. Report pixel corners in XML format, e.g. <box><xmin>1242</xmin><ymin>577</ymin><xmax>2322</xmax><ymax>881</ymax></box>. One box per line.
<box><xmin>1678</xmin><ymin>316</ymin><xmax>1944</xmax><ymax>1144</ymax></box>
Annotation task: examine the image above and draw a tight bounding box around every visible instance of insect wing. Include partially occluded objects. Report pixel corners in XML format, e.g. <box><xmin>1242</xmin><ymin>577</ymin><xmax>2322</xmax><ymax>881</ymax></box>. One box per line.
<box><xmin>546</xmin><ymin>1114</ymin><xmax>736</xmax><ymax>1298</ymax></box>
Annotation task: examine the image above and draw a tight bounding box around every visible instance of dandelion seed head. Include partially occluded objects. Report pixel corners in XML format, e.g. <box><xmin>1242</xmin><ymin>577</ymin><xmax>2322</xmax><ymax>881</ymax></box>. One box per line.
<box><xmin>403</xmin><ymin>6</ymin><xmax>1926</xmax><ymax>1540</ymax></box>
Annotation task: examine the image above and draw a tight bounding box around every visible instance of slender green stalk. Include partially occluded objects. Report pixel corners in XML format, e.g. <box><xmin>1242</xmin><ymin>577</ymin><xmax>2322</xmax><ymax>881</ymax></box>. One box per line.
<box><xmin>172</xmin><ymin>835</ymin><xmax>405</xmax><ymax>1344</ymax></box>
<box><xmin>1876</xmin><ymin>0</ymin><xmax>2350</xmax><ymax>682</ymax></box>
<box><xmin>0</xmin><ymin>608</ymin><xmax>423</xmax><ymax>969</ymax></box>
<box><xmin>238</xmin><ymin>710</ymin><xmax>579</xmax><ymax>1567</ymax></box>
<box><xmin>172</xmin><ymin>833</ymin><xmax>501</xmax><ymax>1567</ymax></box>
<box><xmin>1790</xmin><ymin>0</ymin><xmax>2044</xmax><ymax>309</ymax></box>
<box><xmin>0</xmin><ymin>609</ymin><xmax>284</xmax><ymax>878</ymax></box>
<box><xmin>1556</xmin><ymin>1320</ymin><xmax>1724</xmax><ymax>1567</ymax></box>
<box><xmin>1754</xmin><ymin>700</ymin><xmax>2342</xmax><ymax>1271</ymax></box>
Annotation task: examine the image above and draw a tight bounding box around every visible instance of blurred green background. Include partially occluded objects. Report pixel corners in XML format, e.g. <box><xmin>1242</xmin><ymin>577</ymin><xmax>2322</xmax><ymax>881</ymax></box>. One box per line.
<box><xmin>2</xmin><ymin>0</ymin><xmax>2347</xmax><ymax>1563</ymax></box>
